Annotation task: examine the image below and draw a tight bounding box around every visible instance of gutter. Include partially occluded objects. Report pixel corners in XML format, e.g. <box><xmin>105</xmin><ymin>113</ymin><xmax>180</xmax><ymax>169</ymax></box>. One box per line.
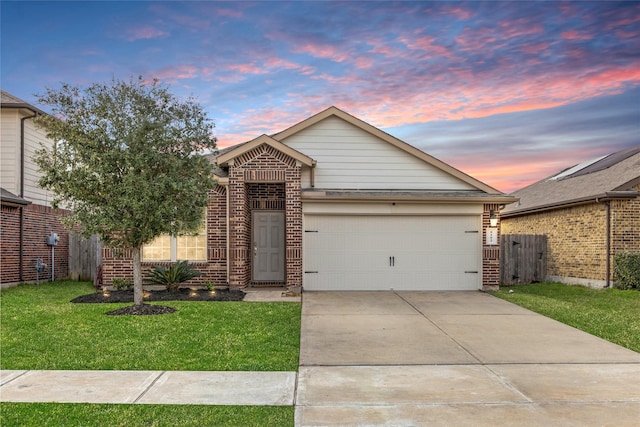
<box><xmin>501</xmin><ymin>191</ymin><xmax>640</xmax><ymax>218</ymax></box>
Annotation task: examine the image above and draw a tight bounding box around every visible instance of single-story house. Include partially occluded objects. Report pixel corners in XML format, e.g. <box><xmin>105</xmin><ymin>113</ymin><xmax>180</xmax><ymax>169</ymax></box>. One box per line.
<box><xmin>1</xmin><ymin>90</ymin><xmax>70</xmax><ymax>286</ymax></box>
<box><xmin>501</xmin><ymin>145</ymin><xmax>640</xmax><ymax>288</ymax></box>
<box><xmin>102</xmin><ymin>106</ymin><xmax>516</xmax><ymax>291</ymax></box>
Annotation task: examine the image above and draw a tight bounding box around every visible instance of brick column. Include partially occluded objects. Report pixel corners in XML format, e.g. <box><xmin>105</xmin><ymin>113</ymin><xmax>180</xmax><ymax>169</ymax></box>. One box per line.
<box><xmin>228</xmin><ymin>167</ymin><xmax>250</xmax><ymax>287</ymax></box>
<box><xmin>285</xmin><ymin>168</ymin><xmax>302</xmax><ymax>288</ymax></box>
<box><xmin>482</xmin><ymin>203</ymin><xmax>501</xmax><ymax>290</ymax></box>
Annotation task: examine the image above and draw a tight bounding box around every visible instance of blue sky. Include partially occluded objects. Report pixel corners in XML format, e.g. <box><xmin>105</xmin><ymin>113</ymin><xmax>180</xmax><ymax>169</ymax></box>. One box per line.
<box><xmin>2</xmin><ymin>1</ymin><xmax>639</xmax><ymax>192</ymax></box>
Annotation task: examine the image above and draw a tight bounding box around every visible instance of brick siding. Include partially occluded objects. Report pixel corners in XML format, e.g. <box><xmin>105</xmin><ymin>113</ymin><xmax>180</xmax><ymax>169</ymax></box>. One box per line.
<box><xmin>1</xmin><ymin>203</ymin><xmax>70</xmax><ymax>284</ymax></box>
<box><xmin>482</xmin><ymin>203</ymin><xmax>501</xmax><ymax>290</ymax></box>
<box><xmin>101</xmin><ymin>185</ymin><xmax>228</xmax><ymax>288</ymax></box>
<box><xmin>501</xmin><ymin>189</ymin><xmax>639</xmax><ymax>285</ymax></box>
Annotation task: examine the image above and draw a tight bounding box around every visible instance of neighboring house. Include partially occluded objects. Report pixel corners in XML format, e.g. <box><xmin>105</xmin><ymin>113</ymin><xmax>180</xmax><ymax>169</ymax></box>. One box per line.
<box><xmin>501</xmin><ymin>145</ymin><xmax>640</xmax><ymax>288</ymax></box>
<box><xmin>102</xmin><ymin>106</ymin><xmax>515</xmax><ymax>291</ymax></box>
<box><xmin>1</xmin><ymin>90</ymin><xmax>70</xmax><ymax>286</ymax></box>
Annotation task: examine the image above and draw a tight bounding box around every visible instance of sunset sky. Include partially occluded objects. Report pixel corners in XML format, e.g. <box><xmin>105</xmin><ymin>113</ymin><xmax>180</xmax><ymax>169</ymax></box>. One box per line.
<box><xmin>2</xmin><ymin>1</ymin><xmax>638</xmax><ymax>193</ymax></box>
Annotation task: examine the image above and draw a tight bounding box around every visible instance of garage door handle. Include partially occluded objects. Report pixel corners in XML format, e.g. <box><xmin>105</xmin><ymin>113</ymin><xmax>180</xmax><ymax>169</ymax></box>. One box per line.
<box><xmin>389</xmin><ymin>256</ymin><xmax>395</xmax><ymax>267</ymax></box>
<box><xmin>465</xmin><ymin>271</ymin><xmax>478</xmax><ymax>274</ymax></box>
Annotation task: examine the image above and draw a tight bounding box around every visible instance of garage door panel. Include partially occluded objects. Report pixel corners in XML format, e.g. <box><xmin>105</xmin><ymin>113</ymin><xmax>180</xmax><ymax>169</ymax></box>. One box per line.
<box><xmin>304</xmin><ymin>215</ymin><xmax>480</xmax><ymax>291</ymax></box>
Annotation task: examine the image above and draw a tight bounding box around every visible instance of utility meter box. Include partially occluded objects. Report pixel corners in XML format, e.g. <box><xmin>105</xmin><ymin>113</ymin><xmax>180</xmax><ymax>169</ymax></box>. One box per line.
<box><xmin>47</xmin><ymin>232</ymin><xmax>60</xmax><ymax>246</ymax></box>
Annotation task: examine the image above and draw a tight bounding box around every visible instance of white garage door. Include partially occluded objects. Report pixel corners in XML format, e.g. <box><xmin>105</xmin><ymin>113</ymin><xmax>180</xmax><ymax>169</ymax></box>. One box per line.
<box><xmin>303</xmin><ymin>215</ymin><xmax>481</xmax><ymax>291</ymax></box>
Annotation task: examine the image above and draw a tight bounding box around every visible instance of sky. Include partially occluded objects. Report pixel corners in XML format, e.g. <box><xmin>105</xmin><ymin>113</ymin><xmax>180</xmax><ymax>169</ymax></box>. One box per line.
<box><xmin>2</xmin><ymin>1</ymin><xmax>639</xmax><ymax>193</ymax></box>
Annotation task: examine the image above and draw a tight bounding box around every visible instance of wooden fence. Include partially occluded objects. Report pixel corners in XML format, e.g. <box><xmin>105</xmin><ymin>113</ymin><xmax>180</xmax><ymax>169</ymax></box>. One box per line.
<box><xmin>501</xmin><ymin>234</ymin><xmax>547</xmax><ymax>285</ymax></box>
<box><xmin>68</xmin><ymin>233</ymin><xmax>102</xmax><ymax>281</ymax></box>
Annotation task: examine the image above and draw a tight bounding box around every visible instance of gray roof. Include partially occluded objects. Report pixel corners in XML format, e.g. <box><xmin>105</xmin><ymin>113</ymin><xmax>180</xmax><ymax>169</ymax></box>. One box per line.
<box><xmin>0</xmin><ymin>90</ymin><xmax>45</xmax><ymax>114</ymax></box>
<box><xmin>503</xmin><ymin>145</ymin><xmax>640</xmax><ymax>216</ymax></box>
<box><xmin>1</xmin><ymin>188</ymin><xmax>31</xmax><ymax>206</ymax></box>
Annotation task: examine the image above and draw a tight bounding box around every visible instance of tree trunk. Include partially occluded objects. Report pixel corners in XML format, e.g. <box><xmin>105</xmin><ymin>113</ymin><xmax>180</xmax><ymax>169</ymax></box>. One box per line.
<box><xmin>132</xmin><ymin>246</ymin><xmax>143</xmax><ymax>306</ymax></box>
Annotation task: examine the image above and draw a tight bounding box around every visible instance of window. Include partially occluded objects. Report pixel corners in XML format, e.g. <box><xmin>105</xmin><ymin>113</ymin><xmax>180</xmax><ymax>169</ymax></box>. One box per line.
<box><xmin>143</xmin><ymin>216</ymin><xmax>207</xmax><ymax>262</ymax></box>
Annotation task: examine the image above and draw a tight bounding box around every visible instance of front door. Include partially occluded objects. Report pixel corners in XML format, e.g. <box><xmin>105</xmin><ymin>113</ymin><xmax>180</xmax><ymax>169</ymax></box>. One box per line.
<box><xmin>253</xmin><ymin>211</ymin><xmax>285</xmax><ymax>282</ymax></box>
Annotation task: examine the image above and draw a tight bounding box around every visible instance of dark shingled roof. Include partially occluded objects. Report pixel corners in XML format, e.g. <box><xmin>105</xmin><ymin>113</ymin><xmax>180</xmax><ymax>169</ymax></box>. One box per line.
<box><xmin>1</xmin><ymin>90</ymin><xmax>46</xmax><ymax>114</ymax></box>
<box><xmin>1</xmin><ymin>188</ymin><xmax>31</xmax><ymax>206</ymax></box>
<box><xmin>503</xmin><ymin>145</ymin><xmax>640</xmax><ymax>217</ymax></box>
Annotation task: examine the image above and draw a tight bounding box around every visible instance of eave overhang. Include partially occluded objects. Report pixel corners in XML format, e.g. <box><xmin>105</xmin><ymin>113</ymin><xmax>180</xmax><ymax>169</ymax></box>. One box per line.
<box><xmin>502</xmin><ymin>191</ymin><xmax>640</xmax><ymax>218</ymax></box>
<box><xmin>302</xmin><ymin>189</ymin><xmax>518</xmax><ymax>204</ymax></box>
<box><xmin>0</xmin><ymin>188</ymin><xmax>31</xmax><ymax>207</ymax></box>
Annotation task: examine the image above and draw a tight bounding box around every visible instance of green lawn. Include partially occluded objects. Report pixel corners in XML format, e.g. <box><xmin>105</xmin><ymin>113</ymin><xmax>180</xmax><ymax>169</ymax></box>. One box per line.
<box><xmin>491</xmin><ymin>282</ymin><xmax>640</xmax><ymax>352</ymax></box>
<box><xmin>1</xmin><ymin>281</ymin><xmax>300</xmax><ymax>426</ymax></box>
<box><xmin>0</xmin><ymin>403</ymin><xmax>292</xmax><ymax>427</ymax></box>
<box><xmin>0</xmin><ymin>281</ymin><xmax>301</xmax><ymax>371</ymax></box>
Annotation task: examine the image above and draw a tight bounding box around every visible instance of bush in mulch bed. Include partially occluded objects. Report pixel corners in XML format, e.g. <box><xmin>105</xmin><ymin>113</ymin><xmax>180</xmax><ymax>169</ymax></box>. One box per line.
<box><xmin>71</xmin><ymin>288</ymin><xmax>246</xmax><ymax>304</ymax></box>
<box><xmin>71</xmin><ymin>288</ymin><xmax>246</xmax><ymax>316</ymax></box>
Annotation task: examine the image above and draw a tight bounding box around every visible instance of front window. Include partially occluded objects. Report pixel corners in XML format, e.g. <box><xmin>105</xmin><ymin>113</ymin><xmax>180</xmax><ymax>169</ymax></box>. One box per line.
<box><xmin>143</xmin><ymin>217</ymin><xmax>207</xmax><ymax>262</ymax></box>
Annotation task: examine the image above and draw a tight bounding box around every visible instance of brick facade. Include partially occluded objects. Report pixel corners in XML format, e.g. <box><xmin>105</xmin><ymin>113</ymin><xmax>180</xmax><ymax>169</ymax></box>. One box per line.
<box><xmin>101</xmin><ymin>144</ymin><xmax>304</xmax><ymax>290</ymax></box>
<box><xmin>228</xmin><ymin>144</ymin><xmax>302</xmax><ymax>288</ymax></box>
<box><xmin>99</xmin><ymin>137</ymin><xmax>507</xmax><ymax>291</ymax></box>
<box><xmin>482</xmin><ymin>203</ymin><xmax>501</xmax><ymax>290</ymax></box>
<box><xmin>501</xmin><ymin>186</ymin><xmax>639</xmax><ymax>287</ymax></box>
<box><xmin>1</xmin><ymin>203</ymin><xmax>70</xmax><ymax>284</ymax></box>
<box><xmin>101</xmin><ymin>185</ymin><xmax>228</xmax><ymax>288</ymax></box>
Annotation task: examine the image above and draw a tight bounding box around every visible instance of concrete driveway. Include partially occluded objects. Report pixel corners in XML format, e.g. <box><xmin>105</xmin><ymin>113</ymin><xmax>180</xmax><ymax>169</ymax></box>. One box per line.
<box><xmin>296</xmin><ymin>291</ymin><xmax>640</xmax><ymax>426</ymax></box>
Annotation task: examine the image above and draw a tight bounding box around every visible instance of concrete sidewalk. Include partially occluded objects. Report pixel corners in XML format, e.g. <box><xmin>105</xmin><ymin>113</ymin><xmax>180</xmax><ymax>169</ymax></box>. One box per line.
<box><xmin>297</xmin><ymin>291</ymin><xmax>640</xmax><ymax>426</ymax></box>
<box><xmin>1</xmin><ymin>370</ymin><xmax>296</xmax><ymax>406</ymax></box>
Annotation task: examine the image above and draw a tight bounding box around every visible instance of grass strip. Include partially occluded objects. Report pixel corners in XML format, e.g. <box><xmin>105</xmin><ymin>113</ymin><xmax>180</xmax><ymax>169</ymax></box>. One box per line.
<box><xmin>0</xmin><ymin>281</ymin><xmax>301</xmax><ymax>371</ymax></box>
<box><xmin>491</xmin><ymin>282</ymin><xmax>640</xmax><ymax>352</ymax></box>
<box><xmin>0</xmin><ymin>402</ymin><xmax>293</xmax><ymax>427</ymax></box>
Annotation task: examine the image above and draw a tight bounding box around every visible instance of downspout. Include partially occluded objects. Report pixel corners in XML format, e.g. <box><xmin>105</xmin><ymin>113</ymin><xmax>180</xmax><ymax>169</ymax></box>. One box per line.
<box><xmin>19</xmin><ymin>112</ymin><xmax>38</xmax><ymax>282</ymax></box>
<box><xmin>605</xmin><ymin>201</ymin><xmax>611</xmax><ymax>288</ymax></box>
<box><xmin>597</xmin><ymin>197</ymin><xmax>612</xmax><ymax>288</ymax></box>
<box><xmin>226</xmin><ymin>183</ymin><xmax>230</xmax><ymax>286</ymax></box>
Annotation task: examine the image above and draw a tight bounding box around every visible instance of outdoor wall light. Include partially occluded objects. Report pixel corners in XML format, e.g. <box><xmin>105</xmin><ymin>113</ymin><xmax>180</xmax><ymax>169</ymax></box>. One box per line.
<box><xmin>489</xmin><ymin>210</ymin><xmax>498</xmax><ymax>227</ymax></box>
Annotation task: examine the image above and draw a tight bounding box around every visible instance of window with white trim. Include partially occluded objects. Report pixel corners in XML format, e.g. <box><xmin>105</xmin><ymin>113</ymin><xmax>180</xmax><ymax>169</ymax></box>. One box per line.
<box><xmin>142</xmin><ymin>215</ymin><xmax>207</xmax><ymax>262</ymax></box>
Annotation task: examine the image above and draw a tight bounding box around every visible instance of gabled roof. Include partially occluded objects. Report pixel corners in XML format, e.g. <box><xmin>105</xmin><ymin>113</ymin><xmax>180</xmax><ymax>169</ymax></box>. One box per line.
<box><xmin>273</xmin><ymin>106</ymin><xmax>502</xmax><ymax>194</ymax></box>
<box><xmin>503</xmin><ymin>145</ymin><xmax>640</xmax><ymax>217</ymax></box>
<box><xmin>1</xmin><ymin>90</ymin><xmax>46</xmax><ymax>115</ymax></box>
<box><xmin>216</xmin><ymin>134</ymin><xmax>315</xmax><ymax>167</ymax></box>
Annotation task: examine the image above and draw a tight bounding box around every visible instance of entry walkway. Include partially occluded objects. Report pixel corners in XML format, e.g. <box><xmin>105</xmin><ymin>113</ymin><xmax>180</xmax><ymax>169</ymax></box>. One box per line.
<box><xmin>296</xmin><ymin>291</ymin><xmax>640</xmax><ymax>426</ymax></box>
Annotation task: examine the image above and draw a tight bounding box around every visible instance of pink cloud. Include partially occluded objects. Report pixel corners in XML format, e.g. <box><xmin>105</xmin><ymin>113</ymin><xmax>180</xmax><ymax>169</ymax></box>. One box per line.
<box><xmin>124</xmin><ymin>25</ymin><xmax>169</xmax><ymax>42</ymax></box>
<box><xmin>497</xmin><ymin>18</ymin><xmax>543</xmax><ymax>38</ymax></box>
<box><xmin>227</xmin><ymin>62</ymin><xmax>263</xmax><ymax>74</ymax></box>
<box><xmin>216</xmin><ymin>8</ymin><xmax>243</xmax><ymax>18</ymax></box>
<box><xmin>440</xmin><ymin>5</ymin><xmax>474</xmax><ymax>20</ymax></box>
<box><xmin>399</xmin><ymin>35</ymin><xmax>453</xmax><ymax>58</ymax></box>
<box><xmin>520</xmin><ymin>42</ymin><xmax>550</xmax><ymax>55</ymax></box>
<box><xmin>560</xmin><ymin>30</ymin><xmax>592</xmax><ymax>40</ymax></box>
<box><xmin>151</xmin><ymin>65</ymin><xmax>199</xmax><ymax>82</ymax></box>
<box><xmin>292</xmin><ymin>42</ymin><xmax>350</xmax><ymax>63</ymax></box>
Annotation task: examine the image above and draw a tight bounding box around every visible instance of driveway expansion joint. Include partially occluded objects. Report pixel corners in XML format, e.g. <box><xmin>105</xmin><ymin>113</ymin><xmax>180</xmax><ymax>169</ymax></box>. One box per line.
<box><xmin>133</xmin><ymin>371</ymin><xmax>166</xmax><ymax>404</ymax></box>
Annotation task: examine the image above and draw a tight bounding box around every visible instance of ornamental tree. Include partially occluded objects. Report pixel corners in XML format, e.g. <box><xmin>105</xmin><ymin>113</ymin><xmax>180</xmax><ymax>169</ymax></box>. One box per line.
<box><xmin>34</xmin><ymin>77</ymin><xmax>217</xmax><ymax>306</ymax></box>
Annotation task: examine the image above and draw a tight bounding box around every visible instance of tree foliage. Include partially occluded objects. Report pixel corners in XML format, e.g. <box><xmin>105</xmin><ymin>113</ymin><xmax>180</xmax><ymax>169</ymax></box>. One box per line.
<box><xmin>34</xmin><ymin>77</ymin><xmax>217</xmax><ymax>305</ymax></box>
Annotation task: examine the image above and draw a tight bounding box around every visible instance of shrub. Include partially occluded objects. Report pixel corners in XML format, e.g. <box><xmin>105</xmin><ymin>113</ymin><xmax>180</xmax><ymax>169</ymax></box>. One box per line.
<box><xmin>112</xmin><ymin>278</ymin><xmax>132</xmax><ymax>290</ymax></box>
<box><xmin>613</xmin><ymin>252</ymin><xmax>640</xmax><ymax>290</ymax></box>
<box><xmin>146</xmin><ymin>261</ymin><xmax>201</xmax><ymax>292</ymax></box>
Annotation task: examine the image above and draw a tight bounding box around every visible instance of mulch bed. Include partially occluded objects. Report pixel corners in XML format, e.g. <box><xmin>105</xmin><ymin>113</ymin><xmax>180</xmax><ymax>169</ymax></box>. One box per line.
<box><xmin>71</xmin><ymin>288</ymin><xmax>246</xmax><ymax>316</ymax></box>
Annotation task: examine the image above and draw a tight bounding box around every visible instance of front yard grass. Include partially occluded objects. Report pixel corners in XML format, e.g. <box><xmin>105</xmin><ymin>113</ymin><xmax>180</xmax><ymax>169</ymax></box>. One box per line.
<box><xmin>491</xmin><ymin>282</ymin><xmax>640</xmax><ymax>352</ymax></box>
<box><xmin>0</xmin><ymin>403</ymin><xmax>292</xmax><ymax>427</ymax></box>
<box><xmin>0</xmin><ymin>281</ymin><xmax>301</xmax><ymax>371</ymax></box>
